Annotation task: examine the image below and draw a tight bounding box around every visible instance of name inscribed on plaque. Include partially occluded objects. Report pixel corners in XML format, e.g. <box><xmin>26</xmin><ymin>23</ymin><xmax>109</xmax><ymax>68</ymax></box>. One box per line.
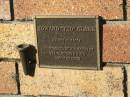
<box><xmin>34</xmin><ymin>16</ymin><xmax>100</xmax><ymax>70</ymax></box>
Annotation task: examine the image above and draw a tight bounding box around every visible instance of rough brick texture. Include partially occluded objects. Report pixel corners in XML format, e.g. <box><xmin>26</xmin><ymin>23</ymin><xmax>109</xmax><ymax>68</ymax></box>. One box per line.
<box><xmin>0</xmin><ymin>0</ymin><xmax>129</xmax><ymax>96</ymax></box>
<box><xmin>128</xmin><ymin>0</ymin><xmax>130</xmax><ymax>20</ymax></box>
<box><xmin>0</xmin><ymin>62</ymin><xmax>17</xmax><ymax>94</ymax></box>
<box><xmin>0</xmin><ymin>0</ymin><xmax>11</xmax><ymax>20</ymax></box>
<box><xmin>19</xmin><ymin>63</ymin><xmax>124</xmax><ymax>97</ymax></box>
<box><xmin>0</xmin><ymin>22</ymin><xmax>35</xmax><ymax>58</ymax></box>
<box><xmin>1</xmin><ymin>22</ymin><xmax>130</xmax><ymax>63</ymax></box>
<box><xmin>14</xmin><ymin>0</ymin><xmax>123</xmax><ymax>20</ymax></box>
<box><xmin>103</xmin><ymin>21</ymin><xmax>130</xmax><ymax>63</ymax></box>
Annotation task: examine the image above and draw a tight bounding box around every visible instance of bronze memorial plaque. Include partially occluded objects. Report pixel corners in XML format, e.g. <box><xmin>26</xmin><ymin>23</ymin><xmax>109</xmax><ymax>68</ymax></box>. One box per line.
<box><xmin>34</xmin><ymin>16</ymin><xmax>100</xmax><ymax>70</ymax></box>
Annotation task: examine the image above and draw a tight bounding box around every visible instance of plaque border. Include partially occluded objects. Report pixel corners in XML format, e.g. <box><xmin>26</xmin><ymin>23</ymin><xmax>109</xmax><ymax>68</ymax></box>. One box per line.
<box><xmin>34</xmin><ymin>16</ymin><xmax>101</xmax><ymax>70</ymax></box>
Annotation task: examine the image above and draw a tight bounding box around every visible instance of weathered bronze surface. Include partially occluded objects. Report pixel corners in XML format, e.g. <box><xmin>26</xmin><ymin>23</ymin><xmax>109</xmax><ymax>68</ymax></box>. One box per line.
<box><xmin>34</xmin><ymin>16</ymin><xmax>100</xmax><ymax>70</ymax></box>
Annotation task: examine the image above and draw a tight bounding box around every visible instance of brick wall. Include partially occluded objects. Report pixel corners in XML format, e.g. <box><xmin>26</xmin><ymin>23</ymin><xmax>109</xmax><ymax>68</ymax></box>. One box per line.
<box><xmin>0</xmin><ymin>0</ymin><xmax>130</xmax><ymax>97</ymax></box>
<box><xmin>128</xmin><ymin>0</ymin><xmax>130</xmax><ymax>20</ymax></box>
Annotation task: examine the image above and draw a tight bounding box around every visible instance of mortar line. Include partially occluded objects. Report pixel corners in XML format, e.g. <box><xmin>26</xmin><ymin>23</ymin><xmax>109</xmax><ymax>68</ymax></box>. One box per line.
<box><xmin>9</xmin><ymin>0</ymin><xmax>14</xmax><ymax>20</ymax></box>
<box><xmin>123</xmin><ymin>65</ymin><xmax>128</xmax><ymax>97</ymax></box>
<box><xmin>15</xmin><ymin>62</ymin><xmax>21</xmax><ymax>94</ymax></box>
<box><xmin>0</xmin><ymin>57</ymin><xmax>20</xmax><ymax>62</ymax></box>
<box><xmin>123</xmin><ymin>0</ymin><xmax>128</xmax><ymax>20</ymax></box>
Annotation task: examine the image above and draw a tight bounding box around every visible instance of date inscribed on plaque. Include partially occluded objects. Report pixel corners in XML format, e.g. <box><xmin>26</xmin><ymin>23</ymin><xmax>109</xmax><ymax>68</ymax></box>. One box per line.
<box><xmin>34</xmin><ymin>16</ymin><xmax>100</xmax><ymax>70</ymax></box>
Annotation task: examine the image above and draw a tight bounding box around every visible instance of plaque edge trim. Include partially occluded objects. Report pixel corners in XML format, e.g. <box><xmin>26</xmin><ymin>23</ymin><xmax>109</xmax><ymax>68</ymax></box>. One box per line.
<box><xmin>39</xmin><ymin>65</ymin><xmax>98</xmax><ymax>70</ymax></box>
<box><xmin>33</xmin><ymin>15</ymin><xmax>99</xmax><ymax>19</ymax></box>
<box><xmin>96</xmin><ymin>17</ymin><xmax>101</xmax><ymax>70</ymax></box>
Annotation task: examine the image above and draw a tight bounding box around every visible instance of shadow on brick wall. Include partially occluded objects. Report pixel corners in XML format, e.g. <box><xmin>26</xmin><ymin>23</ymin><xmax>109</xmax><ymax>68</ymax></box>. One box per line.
<box><xmin>99</xmin><ymin>16</ymin><xmax>106</xmax><ymax>69</ymax></box>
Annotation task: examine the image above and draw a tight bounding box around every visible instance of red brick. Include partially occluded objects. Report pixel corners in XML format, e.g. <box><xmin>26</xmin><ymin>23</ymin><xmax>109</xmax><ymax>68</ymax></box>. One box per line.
<box><xmin>14</xmin><ymin>0</ymin><xmax>123</xmax><ymax>20</ymax></box>
<box><xmin>0</xmin><ymin>62</ymin><xmax>17</xmax><ymax>94</ymax></box>
<box><xmin>0</xmin><ymin>0</ymin><xmax>11</xmax><ymax>20</ymax></box>
<box><xmin>103</xmin><ymin>22</ymin><xmax>130</xmax><ymax>63</ymax></box>
<box><xmin>128</xmin><ymin>0</ymin><xmax>130</xmax><ymax>20</ymax></box>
